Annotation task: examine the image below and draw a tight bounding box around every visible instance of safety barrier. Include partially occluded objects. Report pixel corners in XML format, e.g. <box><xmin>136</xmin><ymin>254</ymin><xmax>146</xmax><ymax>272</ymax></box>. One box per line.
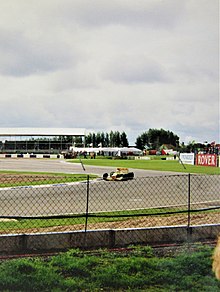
<box><xmin>0</xmin><ymin>154</ymin><xmax>63</xmax><ymax>159</ymax></box>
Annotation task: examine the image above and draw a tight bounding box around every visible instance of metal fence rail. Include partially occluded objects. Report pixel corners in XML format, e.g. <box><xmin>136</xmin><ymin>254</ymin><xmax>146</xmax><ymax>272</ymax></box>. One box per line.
<box><xmin>0</xmin><ymin>173</ymin><xmax>219</xmax><ymax>249</ymax></box>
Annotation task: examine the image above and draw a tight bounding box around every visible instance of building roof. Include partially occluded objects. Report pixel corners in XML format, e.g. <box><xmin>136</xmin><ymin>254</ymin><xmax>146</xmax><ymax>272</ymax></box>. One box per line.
<box><xmin>0</xmin><ymin>128</ymin><xmax>86</xmax><ymax>136</ymax></box>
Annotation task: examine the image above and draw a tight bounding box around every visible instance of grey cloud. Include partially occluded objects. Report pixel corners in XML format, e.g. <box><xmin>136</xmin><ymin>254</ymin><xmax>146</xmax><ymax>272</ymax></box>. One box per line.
<box><xmin>103</xmin><ymin>56</ymin><xmax>168</xmax><ymax>84</ymax></box>
<box><xmin>0</xmin><ymin>30</ymin><xmax>75</xmax><ymax>77</ymax></box>
<box><xmin>59</xmin><ymin>0</ymin><xmax>185</xmax><ymax>29</ymax></box>
<box><xmin>0</xmin><ymin>0</ymin><xmax>218</xmax><ymax>145</ymax></box>
<box><xmin>0</xmin><ymin>0</ymin><xmax>185</xmax><ymax>30</ymax></box>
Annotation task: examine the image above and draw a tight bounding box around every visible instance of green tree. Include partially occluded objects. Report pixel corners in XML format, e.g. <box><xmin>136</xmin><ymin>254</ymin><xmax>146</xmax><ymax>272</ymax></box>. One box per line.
<box><xmin>114</xmin><ymin>131</ymin><xmax>121</xmax><ymax>147</ymax></box>
<box><xmin>85</xmin><ymin>131</ymin><xmax>129</xmax><ymax>148</ymax></box>
<box><xmin>109</xmin><ymin>131</ymin><xmax>115</xmax><ymax>147</ymax></box>
<box><xmin>100</xmin><ymin>132</ymin><xmax>105</xmax><ymax>147</ymax></box>
<box><xmin>92</xmin><ymin>133</ymin><xmax>96</xmax><ymax>147</ymax></box>
<box><xmin>96</xmin><ymin>132</ymin><xmax>102</xmax><ymax>146</ymax></box>
<box><xmin>105</xmin><ymin>133</ymin><xmax>109</xmax><ymax>147</ymax></box>
<box><xmin>135</xmin><ymin>132</ymin><xmax>148</xmax><ymax>150</ymax></box>
<box><xmin>85</xmin><ymin>133</ymin><xmax>93</xmax><ymax>146</ymax></box>
<box><xmin>120</xmin><ymin>132</ymin><xmax>129</xmax><ymax>147</ymax></box>
<box><xmin>135</xmin><ymin>128</ymin><xmax>179</xmax><ymax>150</ymax></box>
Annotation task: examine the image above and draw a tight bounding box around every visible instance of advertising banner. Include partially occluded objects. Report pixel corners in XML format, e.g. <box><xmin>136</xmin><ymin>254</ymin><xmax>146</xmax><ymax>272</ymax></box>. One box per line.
<box><xmin>179</xmin><ymin>153</ymin><xmax>195</xmax><ymax>165</ymax></box>
<box><xmin>196</xmin><ymin>154</ymin><xmax>217</xmax><ymax>167</ymax></box>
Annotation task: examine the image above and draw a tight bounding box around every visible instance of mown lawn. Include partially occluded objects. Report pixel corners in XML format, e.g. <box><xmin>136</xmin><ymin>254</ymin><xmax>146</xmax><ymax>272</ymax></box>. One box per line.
<box><xmin>0</xmin><ymin>245</ymin><xmax>219</xmax><ymax>291</ymax></box>
<box><xmin>70</xmin><ymin>157</ymin><xmax>220</xmax><ymax>175</ymax></box>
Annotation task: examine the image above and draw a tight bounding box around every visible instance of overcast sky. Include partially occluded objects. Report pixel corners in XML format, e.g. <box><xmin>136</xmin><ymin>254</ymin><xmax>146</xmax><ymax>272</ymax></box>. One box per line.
<box><xmin>0</xmin><ymin>0</ymin><xmax>219</xmax><ymax>145</ymax></box>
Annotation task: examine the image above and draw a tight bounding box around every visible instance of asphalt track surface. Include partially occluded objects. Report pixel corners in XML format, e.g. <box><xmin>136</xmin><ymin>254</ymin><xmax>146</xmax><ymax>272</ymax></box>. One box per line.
<box><xmin>0</xmin><ymin>158</ymin><xmax>181</xmax><ymax>177</ymax></box>
<box><xmin>0</xmin><ymin>159</ymin><xmax>219</xmax><ymax>217</ymax></box>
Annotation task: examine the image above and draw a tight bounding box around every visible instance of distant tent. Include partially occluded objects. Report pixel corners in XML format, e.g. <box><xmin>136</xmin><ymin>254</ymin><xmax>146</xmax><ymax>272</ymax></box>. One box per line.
<box><xmin>69</xmin><ymin>146</ymin><xmax>142</xmax><ymax>156</ymax></box>
<box><xmin>118</xmin><ymin>147</ymin><xmax>143</xmax><ymax>155</ymax></box>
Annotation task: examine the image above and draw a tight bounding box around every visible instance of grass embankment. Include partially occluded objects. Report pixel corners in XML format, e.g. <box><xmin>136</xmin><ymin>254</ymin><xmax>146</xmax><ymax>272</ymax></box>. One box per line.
<box><xmin>0</xmin><ymin>245</ymin><xmax>219</xmax><ymax>291</ymax></box>
<box><xmin>70</xmin><ymin>157</ymin><xmax>220</xmax><ymax>175</ymax></box>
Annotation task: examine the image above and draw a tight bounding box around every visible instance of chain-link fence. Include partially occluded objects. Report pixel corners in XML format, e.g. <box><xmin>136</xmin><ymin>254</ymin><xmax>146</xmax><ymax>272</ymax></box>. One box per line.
<box><xmin>0</xmin><ymin>173</ymin><xmax>219</xmax><ymax>252</ymax></box>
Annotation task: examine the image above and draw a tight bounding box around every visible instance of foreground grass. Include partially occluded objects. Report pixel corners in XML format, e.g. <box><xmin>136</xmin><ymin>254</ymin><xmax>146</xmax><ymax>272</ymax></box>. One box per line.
<box><xmin>70</xmin><ymin>158</ymin><xmax>220</xmax><ymax>175</ymax></box>
<box><xmin>0</xmin><ymin>245</ymin><xmax>219</xmax><ymax>291</ymax></box>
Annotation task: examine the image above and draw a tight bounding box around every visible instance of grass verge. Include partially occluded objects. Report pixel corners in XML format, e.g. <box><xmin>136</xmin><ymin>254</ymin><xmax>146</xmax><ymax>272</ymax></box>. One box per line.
<box><xmin>0</xmin><ymin>207</ymin><xmax>178</xmax><ymax>231</ymax></box>
<box><xmin>0</xmin><ymin>207</ymin><xmax>219</xmax><ymax>234</ymax></box>
<box><xmin>0</xmin><ymin>245</ymin><xmax>219</xmax><ymax>291</ymax></box>
<box><xmin>0</xmin><ymin>171</ymin><xmax>98</xmax><ymax>187</ymax></box>
<box><xmin>70</xmin><ymin>158</ymin><xmax>220</xmax><ymax>174</ymax></box>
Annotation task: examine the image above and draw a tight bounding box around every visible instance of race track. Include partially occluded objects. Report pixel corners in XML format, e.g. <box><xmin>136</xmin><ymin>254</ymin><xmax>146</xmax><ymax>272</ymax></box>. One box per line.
<box><xmin>0</xmin><ymin>159</ymin><xmax>219</xmax><ymax>217</ymax></box>
<box><xmin>0</xmin><ymin>158</ymin><xmax>180</xmax><ymax>177</ymax></box>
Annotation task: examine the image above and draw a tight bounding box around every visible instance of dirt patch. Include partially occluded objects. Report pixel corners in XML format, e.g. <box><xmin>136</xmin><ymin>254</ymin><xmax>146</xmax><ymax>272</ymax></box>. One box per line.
<box><xmin>0</xmin><ymin>174</ymin><xmax>66</xmax><ymax>184</ymax></box>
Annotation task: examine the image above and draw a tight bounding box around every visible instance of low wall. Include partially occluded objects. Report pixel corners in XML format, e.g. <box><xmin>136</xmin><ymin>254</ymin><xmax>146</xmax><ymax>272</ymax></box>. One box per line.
<box><xmin>0</xmin><ymin>224</ymin><xmax>219</xmax><ymax>254</ymax></box>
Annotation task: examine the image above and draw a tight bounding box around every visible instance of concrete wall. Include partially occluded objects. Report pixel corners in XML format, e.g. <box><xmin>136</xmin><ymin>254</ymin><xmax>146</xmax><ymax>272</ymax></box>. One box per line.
<box><xmin>0</xmin><ymin>224</ymin><xmax>219</xmax><ymax>255</ymax></box>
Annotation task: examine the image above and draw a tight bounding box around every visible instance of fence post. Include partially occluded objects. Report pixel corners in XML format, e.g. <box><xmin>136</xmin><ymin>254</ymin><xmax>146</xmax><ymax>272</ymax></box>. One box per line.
<box><xmin>187</xmin><ymin>173</ymin><xmax>192</xmax><ymax>242</ymax></box>
<box><xmin>84</xmin><ymin>175</ymin><xmax>90</xmax><ymax>247</ymax></box>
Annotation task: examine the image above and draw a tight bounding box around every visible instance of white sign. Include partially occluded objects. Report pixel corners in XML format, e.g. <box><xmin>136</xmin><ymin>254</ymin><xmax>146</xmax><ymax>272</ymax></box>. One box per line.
<box><xmin>135</xmin><ymin>156</ymin><xmax>151</xmax><ymax>160</ymax></box>
<box><xmin>179</xmin><ymin>153</ymin><xmax>195</xmax><ymax>165</ymax></box>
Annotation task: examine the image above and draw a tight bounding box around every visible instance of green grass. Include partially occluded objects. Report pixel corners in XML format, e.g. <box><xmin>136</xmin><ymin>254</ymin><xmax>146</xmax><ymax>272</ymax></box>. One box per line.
<box><xmin>70</xmin><ymin>158</ymin><xmax>220</xmax><ymax>174</ymax></box>
<box><xmin>0</xmin><ymin>245</ymin><xmax>219</xmax><ymax>291</ymax></box>
<box><xmin>0</xmin><ymin>207</ymin><xmax>185</xmax><ymax>232</ymax></box>
<box><xmin>0</xmin><ymin>171</ymin><xmax>98</xmax><ymax>187</ymax></box>
<box><xmin>1</xmin><ymin>207</ymin><xmax>219</xmax><ymax>234</ymax></box>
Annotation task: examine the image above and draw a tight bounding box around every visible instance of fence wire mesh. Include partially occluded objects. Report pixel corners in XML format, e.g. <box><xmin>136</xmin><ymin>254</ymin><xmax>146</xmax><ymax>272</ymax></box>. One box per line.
<box><xmin>0</xmin><ymin>173</ymin><xmax>219</xmax><ymax>249</ymax></box>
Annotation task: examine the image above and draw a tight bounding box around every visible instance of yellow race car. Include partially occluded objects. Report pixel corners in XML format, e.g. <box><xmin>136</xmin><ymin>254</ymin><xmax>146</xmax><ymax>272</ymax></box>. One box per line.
<box><xmin>103</xmin><ymin>168</ymin><xmax>134</xmax><ymax>181</ymax></box>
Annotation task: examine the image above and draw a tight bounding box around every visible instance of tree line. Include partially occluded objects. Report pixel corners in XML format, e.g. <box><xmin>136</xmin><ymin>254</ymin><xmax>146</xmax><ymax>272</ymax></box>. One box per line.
<box><xmin>1</xmin><ymin>128</ymin><xmax>215</xmax><ymax>154</ymax></box>
<box><xmin>83</xmin><ymin>129</ymin><xmax>216</xmax><ymax>153</ymax></box>
<box><xmin>84</xmin><ymin>128</ymin><xmax>179</xmax><ymax>150</ymax></box>
<box><xmin>85</xmin><ymin>131</ymin><xmax>129</xmax><ymax>148</ymax></box>
<box><xmin>135</xmin><ymin>129</ymin><xmax>179</xmax><ymax>150</ymax></box>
